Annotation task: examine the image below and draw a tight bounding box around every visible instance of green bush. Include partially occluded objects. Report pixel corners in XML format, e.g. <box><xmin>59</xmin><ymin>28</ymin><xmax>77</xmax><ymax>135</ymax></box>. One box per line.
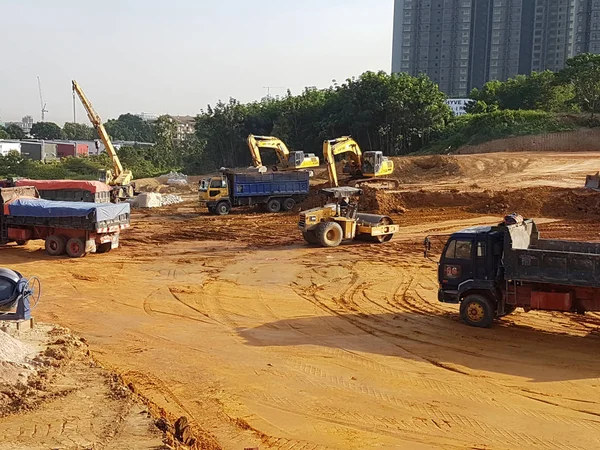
<box><xmin>421</xmin><ymin>110</ymin><xmax>575</xmax><ymax>154</ymax></box>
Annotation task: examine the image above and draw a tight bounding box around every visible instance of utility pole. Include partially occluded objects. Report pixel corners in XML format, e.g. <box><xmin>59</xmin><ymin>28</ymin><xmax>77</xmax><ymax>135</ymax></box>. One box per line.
<box><xmin>37</xmin><ymin>76</ymin><xmax>48</xmax><ymax>122</ymax></box>
<box><xmin>263</xmin><ymin>86</ymin><xmax>285</xmax><ymax>98</ymax></box>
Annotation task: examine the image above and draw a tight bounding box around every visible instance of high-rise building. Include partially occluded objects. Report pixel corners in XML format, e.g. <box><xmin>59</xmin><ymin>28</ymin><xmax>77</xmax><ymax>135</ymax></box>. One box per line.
<box><xmin>392</xmin><ymin>0</ymin><xmax>600</xmax><ymax>97</ymax></box>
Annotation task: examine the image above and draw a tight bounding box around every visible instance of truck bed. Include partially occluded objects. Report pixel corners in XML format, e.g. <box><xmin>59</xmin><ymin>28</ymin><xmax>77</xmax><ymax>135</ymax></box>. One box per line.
<box><xmin>4</xmin><ymin>198</ymin><xmax>130</xmax><ymax>231</ymax></box>
<box><xmin>502</xmin><ymin>221</ymin><xmax>600</xmax><ymax>288</ymax></box>
<box><xmin>229</xmin><ymin>171</ymin><xmax>310</xmax><ymax>197</ymax></box>
<box><xmin>14</xmin><ymin>179</ymin><xmax>112</xmax><ymax>203</ymax></box>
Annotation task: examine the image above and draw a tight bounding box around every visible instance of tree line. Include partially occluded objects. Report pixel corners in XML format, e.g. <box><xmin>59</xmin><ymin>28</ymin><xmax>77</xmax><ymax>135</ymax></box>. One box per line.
<box><xmin>2</xmin><ymin>53</ymin><xmax>600</xmax><ymax>179</ymax></box>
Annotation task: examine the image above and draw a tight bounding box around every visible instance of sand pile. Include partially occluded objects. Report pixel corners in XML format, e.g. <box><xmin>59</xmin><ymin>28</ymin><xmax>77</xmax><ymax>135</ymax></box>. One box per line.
<box><xmin>0</xmin><ymin>331</ymin><xmax>34</xmax><ymax>385</ymax></box>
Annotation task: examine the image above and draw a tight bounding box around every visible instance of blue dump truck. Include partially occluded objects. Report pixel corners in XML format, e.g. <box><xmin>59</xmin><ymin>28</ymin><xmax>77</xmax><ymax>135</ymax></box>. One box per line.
<box><xmin>1</xmin><ymin>187</ymin><xmax>130</xmax><ymax>258</ymax></box>
<box><xmin>199</xmin><ymin>170</ymin><xmax>310</xmax><ymax>215</ymax></box>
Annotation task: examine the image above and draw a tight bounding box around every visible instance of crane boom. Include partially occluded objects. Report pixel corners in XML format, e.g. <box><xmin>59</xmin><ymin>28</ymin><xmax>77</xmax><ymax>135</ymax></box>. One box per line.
<box><xmin>37</xmin><ymin>76</ymin><xmax>48</xmax><ymax>122</ymax></box>
<box><xmin>72</xmin><ymin>80</ymin><xmax>123</xmax><ymax>176</ymax></box>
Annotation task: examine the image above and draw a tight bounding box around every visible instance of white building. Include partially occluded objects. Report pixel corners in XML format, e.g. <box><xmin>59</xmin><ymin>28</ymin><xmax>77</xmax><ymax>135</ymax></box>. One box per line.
<box><xmin>445</xmin><ymin>99</ymin><xmax>471</xmax><ymax>117</ymax></box>
<box><xmin>0</xmin><ymin>140</ymin><xmax>21</xmax><ymax>156</ymax></box>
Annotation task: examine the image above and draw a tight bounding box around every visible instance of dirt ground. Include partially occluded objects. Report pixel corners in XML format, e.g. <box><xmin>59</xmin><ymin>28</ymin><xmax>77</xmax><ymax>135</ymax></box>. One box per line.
<box><xmin>0</xmin><ymin>324</ymin><xmax>166</xmax><ymax>450</ymax></box>
<box><xmin>3</xmin><ymin>151</ymin><xmax>600</xmax><ymax>449</ymax></box>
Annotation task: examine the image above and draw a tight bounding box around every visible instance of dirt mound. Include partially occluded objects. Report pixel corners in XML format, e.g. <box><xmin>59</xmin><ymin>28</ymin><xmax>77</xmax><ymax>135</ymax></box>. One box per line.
<box><xmin>391</xmin><ymin>155</ymin><xmax>464</xmax><ymax>183</ymax></box>
<box><xmin>358</xmin><ymin>186</ymin><xmax>600</xmax><ymax>220</ymax></box>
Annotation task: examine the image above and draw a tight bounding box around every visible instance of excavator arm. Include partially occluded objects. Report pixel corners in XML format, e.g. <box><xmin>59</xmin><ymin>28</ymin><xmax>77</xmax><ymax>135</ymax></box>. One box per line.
<box><xmin>72</xmin><ymin>80</ymin><xmax>123</xmax><ymax>177</ymax></box>
<box><xmin>247</xmin><ymin>135</ymin><xmax>290</xmax><ymax>168</ymax></box>
<box><xmin>323</xmin><ymin>137</ymin><xmax>363</xmax><ymax>188</ymax></box>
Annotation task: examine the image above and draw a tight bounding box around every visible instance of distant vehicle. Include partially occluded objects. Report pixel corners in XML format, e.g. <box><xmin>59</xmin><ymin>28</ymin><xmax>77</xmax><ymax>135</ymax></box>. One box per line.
<box><xmin>4</xmin><ymin>179</ymin><xmax>112</xmax><ymax>203</ymax></box>
<box><xmin>72</xmin><ymin>80</ymin><xmax>134</xmax><ymax>201</ymax></box>
<box><xmin>199</xmin><ymin>170</ymin><xmax>309</xmax><ymax>215</ymax></box>
<box><xmin>298</xmin><ymin>186</ymin><xmax>398</xmax><ymax>247</ymax></box>
<box><xmin>323</xmin><ymin>136</ymin><xmax>398</xmax><ymax>189</ymax></box>
<box><xmin>247</xmin><ymin>134</ymin><xmax>319</xmax><ymax>174</ymax></box>
<box><xmin>430</xmin><ymin>214</ymin><xmax>600</xmax><ymax>327</ymax></box>
<box><xmin>0</xmin><ymin>186</ymin><xmax>130</xmax><ymax>257</ymax></box>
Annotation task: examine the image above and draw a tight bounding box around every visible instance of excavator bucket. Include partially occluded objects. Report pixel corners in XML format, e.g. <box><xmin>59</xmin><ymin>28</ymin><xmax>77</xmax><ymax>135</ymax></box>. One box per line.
<box><xmin>585</xmin><ymin>172</ymin><xmax>600</xmax><ymax>191</ymax></box>
<box><xmin>349</xmin><ymin>178</ymin><xmax>400</xmax><ymax>190</ymax></box>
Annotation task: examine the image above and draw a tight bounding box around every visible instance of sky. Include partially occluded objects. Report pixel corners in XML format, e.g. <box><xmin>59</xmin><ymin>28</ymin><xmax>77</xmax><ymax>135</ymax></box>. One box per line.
<box><xmin>0</xmin><ymin>0</ymin><xmax>393</xmax><ymax>125</ymax></box>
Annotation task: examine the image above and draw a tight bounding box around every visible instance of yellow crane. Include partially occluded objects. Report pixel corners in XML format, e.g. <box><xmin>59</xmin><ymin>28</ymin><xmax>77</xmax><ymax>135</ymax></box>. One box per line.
<box><xmin>72</xmin><ymin>80</ymin><xmax>134</xmax><ymax>200</ymax></box>
<box><xmin>322</xmin><ymin>136</ymin><xmax>397</xmax><ymax>189</ymax></box>
<box><xmin>247</xmin><ymin>135</ymin><xmax>319</xmax><ymax>173</ymax></box>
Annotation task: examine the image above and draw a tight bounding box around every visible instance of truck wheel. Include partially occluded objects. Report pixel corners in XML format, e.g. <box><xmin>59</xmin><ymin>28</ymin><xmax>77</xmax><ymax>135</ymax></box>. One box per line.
<box><xmin>207</xmin><ymin>206</ymin><xmax>216</xmax><ymax>214</ymax></box>
<box><xmin>460</xmin><ymin>294</ymin><xmax>495</xmax><ymax>328</ymax></box>
<box><xmin>96</xmin><ymin>242</ymin><xmax>112</xmax><ymax>254</ymax></box>
<box><xmin>282</xmin><ymin>198</ymin><xmax>296</xmax><ymax>211</ymax></box>
<box><xmin>316</xmin><ymin>222</ymin><xmax>343</xmax><ymax>247</ymax></box>
<box><xmin>302</xmin><ymin>230</ymin><xmax>319</xmax><ymax>245</ymax></box>
<box><xmin>45</xmin><ymin>235</ymin><xmax>66</xmax><ymax>256</ymax></box>
<box><xmin>66</xmin><ymin>238</ymin><xmax>86</xmax><ymax>258</ymax></box>
<box><xmin>266</xmin><ymin>199</ymin><xmax>281</xmax><ymax>213</ymax></box>
<box><xmin>215</xmin><ymin>202</ymin><xmax>231</xmax><ymax>215</ymax></box>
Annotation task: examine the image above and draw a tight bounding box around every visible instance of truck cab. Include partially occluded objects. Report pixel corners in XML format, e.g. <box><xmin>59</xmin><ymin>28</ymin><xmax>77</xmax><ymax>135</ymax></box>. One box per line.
<box><xmin>438</xmin><ymin>226</ymin><xmax>504</xmax><ymax>302</ymax></box>
<box><xmin>436</xmin><ymin>226</ymin><xmax>509</xmax><ymax>327</ymax></box>
<box><xmin>199</xmin><ymin>176</ymin><xmax>230</xmax><ymax>214</ymax></box>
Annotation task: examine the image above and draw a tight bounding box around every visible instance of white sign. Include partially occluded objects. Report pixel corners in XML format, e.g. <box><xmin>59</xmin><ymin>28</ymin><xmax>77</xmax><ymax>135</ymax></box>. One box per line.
<box><xmin>445</xmin><ymin>99</ymin><xmax>470</xmax><ymax>116</ymax></box>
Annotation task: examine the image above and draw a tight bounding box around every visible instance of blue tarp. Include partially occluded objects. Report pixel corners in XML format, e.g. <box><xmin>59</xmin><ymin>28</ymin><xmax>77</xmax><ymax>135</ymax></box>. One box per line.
<box><xmin>7</xmin><ymin>198</ymin><xmax>130</xmax><ymax>222</ymax></box>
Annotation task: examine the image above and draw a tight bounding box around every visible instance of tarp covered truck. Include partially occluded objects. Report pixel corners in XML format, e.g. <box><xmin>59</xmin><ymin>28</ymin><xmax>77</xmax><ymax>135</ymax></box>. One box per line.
<box><xmin>199</xmin><ymin>170</ymin><xmax>310</xmax><ymax>215</ymax></box>
<box><xmin>1</xmin><ymin>187</ymin><xmax>130</xmax><ymax>257</ymax></box>
<box><xmin>12</xmin><ymin>179</ymin><xmax>112</xmax><ymax>203</ymax></box>
<box><xmin>433</xmin><ymin>215</ymin><xmax>600</xmax><ymax>327</ymax></box>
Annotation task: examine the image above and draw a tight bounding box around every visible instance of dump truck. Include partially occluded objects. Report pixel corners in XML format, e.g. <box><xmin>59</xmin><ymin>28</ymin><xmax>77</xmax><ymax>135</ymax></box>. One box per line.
<box><xmin>429</xmin><ymin>214</ymin><xmax>600</xmax><ymax>327</ymax></box>
<box><xmin>298</xmin><ymin>187</ymin><xmax>398</xmax><ymax>247</ymax></box>
<box><xmin>199</xmin><ymin>170</ymin><xmax>310</xmax><ymax>215</ymax></box>
<box><xmin>4</xmin><ymin>179</ymin><xmax>113</xmax><ymax>203</ymax></box>
<box><xmin>1</xmin><ymin>187</ymin><xmax>130</xmax><ymax>257</ymax></box>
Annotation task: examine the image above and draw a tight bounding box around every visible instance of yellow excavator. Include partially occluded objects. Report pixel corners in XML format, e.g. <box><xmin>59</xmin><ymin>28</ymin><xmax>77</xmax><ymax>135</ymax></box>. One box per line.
<box><xmin>72</xmin><ymin>80</ymin><xmax>134</xmax><ymax>201</ymax></box>
<box><xmin>247</xmin><ymin>135</ymin><xmax>319</xmax><ymax>173</ymax></box>
<box><xmin>323</xmin><ymin>136</ymin><xmax>398</xmax><ymax>189</ymax></box>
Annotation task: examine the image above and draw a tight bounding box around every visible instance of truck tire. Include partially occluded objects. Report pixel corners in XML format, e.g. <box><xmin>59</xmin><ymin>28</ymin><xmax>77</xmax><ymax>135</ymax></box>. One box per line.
<box><xmin>302</xmin><ymin>230</ymin><xmax>319</xmax><ymax>245</ymax></box>
<box><xmin>96</xmin><ymin>242</ymin><xmax>112</xmax><ymax>254</ymax></box>
<box><xmin>282</xmin><ymin>198</ymin><xmax>296</xmax><ymax>211</ymax></box>
<box><xmin>66</xmin><ymin>238</ymin><xmax>86</xmax><ymax>258</ymax></box>
<box><xmin>316</xmin><ymin>222</ymin><xmax>343</xmax><ymax>247</ymax></box>
<box><xmin>266</xmin><ymin>198</ymin><xmax>281</xmax><ymax>213</ymax></box>
<box><xmin>215</xmin><ymin>202</ymin><xmax>231</xmax><ymax>215</ymax></box>
<box><xmin>45</xmin><ymin>235</ymin><xmax>66</xmax><ymax>256</ymax></box>
<box><xmin>460</xmin><ymin>294</ymin><xmax>495</xmax><ymax>328</ymax></box>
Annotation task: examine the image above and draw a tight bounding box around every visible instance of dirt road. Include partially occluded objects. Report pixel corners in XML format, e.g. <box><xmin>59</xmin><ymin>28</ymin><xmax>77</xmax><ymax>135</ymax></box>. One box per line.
<box><xmin>3</xmin><ymin>151</ymin><xmax>600</xmax><ymax>449</ymax></box>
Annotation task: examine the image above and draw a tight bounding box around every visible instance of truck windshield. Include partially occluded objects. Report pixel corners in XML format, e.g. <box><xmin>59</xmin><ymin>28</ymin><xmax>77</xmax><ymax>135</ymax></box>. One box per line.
<box><xmin>199</xmin><ymin>180</ymin><xmax>209</xmax><ymax>191</ymax></box>
<box><xmin>444</xmin><ymin>239</ymin><xmax>473</xmax><ymax>260</ymax></box>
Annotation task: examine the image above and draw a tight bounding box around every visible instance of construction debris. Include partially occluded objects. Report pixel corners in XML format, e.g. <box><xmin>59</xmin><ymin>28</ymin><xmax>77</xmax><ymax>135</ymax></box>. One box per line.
<box><xmin>166</xmin><ymin>172</ymin><xmax>189</xmax><ymax>186</ymax></box>
<box><xmin>134</xmin><ymin>193</ymin><xmax>183</xmax><ymax>208</ymax></box>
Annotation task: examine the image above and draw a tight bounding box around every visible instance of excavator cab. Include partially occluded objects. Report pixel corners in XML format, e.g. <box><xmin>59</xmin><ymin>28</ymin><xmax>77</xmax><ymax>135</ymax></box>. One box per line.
<box><xmin>288</xmin><ymin>151</ymin><xmax>319</xmax><ymax>170</ymax></box>
<box><xmin>362</xmin><ymin>151</ymin><xmax>394</xmax><ymax>178</ymax></box>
